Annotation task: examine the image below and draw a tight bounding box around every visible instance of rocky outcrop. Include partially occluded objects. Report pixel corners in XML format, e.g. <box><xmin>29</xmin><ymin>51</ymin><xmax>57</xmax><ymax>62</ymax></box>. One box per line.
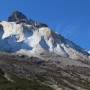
<box><xmin>8</xmin><ymin>11</ymin><xmax>28</xmax><ymax>23</ymax></box>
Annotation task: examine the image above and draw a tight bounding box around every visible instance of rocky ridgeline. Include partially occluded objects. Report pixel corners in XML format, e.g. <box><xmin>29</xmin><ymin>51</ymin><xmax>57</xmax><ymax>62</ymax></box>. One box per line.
<box><xmin>0</xmin><ymin>11</ymin><xmax>89</xmax><ymax>60</ymax></box>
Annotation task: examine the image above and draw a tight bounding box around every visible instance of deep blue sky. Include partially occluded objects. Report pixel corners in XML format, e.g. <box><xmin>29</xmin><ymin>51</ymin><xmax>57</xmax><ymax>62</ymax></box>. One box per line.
<box><xmin>0</xmin><ymin>0</ymin><xmax>90</xmax><ymax>50</ymax></box>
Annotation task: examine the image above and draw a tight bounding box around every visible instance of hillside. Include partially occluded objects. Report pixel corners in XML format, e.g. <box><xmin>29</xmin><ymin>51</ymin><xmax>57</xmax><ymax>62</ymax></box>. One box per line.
<box><xmin>0</xmin><ymin>53</ymin><xmax>90</xmax><ymax>90</ymax></box>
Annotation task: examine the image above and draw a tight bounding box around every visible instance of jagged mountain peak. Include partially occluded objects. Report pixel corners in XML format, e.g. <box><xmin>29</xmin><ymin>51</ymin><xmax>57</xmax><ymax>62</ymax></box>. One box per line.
<box><xmin>8</xmin><ymin>11</ymin><xmax>28</xmax><ymax>23</ymax></box>
<box><xmin>0</xmin><ymin>11</ymin><xmax>90</xmax><ymax>90</ymax></box>
<box><xmin>8</xmin><ymin>11</ymin><xmax>48</xmax><ymax>28</ymax></box>
<box><xmin>0</xmin><ymin>11</ymin><xmax>89</xmax><ymax>60</ymax></box>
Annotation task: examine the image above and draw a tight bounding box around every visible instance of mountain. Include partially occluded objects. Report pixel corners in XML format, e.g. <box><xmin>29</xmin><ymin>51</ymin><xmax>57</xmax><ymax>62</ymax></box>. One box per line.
<box><xmin>0</xmin><ymin>11</ymin><xmax>90</xmax><ymax>90</ymax></box>
<box><xmin>0</xmin><ymin>11</ymin><xmax>89</xmax><ymax>60</ymax></box>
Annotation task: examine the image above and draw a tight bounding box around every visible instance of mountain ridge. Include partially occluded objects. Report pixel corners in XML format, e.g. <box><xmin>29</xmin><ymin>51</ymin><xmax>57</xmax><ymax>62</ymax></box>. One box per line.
<box><xmin>0</xmin><ymin>11</ymin><xmax>90</xmax><ymax>90</ymax></box>
<box><xmin>0</xmin><ymin>11</ymin><xmax>89</xmax><ymax>60</ymax></box>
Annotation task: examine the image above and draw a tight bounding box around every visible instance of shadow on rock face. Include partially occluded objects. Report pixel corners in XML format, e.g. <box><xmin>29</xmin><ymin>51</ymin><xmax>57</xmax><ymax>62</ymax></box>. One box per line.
<box><xmin>0</xmin><ymin>36</ymin><xmax>32</xmax><ymax>53</ymax></box>
<box><xmin>0</xmin><ymin>24</ymin><xmax>4</xmax><ymax>38</ymax></box>
<box><xmin>0</xmin><ymin>68</ymin><xmax>4</xmax><ymax>75</ymax></box>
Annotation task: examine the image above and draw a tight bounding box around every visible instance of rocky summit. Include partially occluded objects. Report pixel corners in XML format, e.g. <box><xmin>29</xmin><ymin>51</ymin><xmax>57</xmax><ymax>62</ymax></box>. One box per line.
<box><xmin>0</xmin><ymin>11</ymin><xmax>90</xmax><ymax>90</ymax></box>
<box><xmin>8</xmin><ymin>11</ymin><xmax>28</xmax><ymax>23</ymax></box>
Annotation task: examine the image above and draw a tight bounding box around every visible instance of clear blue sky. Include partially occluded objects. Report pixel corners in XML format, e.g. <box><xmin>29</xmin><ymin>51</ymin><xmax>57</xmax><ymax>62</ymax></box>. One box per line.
<box><xmin>0</xmin><ymin>0</ymin><xmax>90</xmax><ymax>50</ymax></box>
